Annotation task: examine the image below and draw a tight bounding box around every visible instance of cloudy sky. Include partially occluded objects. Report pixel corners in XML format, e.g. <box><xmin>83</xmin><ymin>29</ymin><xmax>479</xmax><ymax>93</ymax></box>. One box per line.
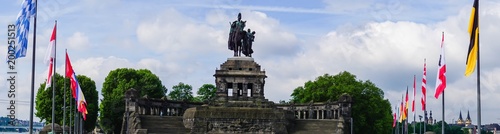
<box><xmin>1</xmin><ymin>0</ymin><xmax>499</xmax><ymax>125</ymax></box>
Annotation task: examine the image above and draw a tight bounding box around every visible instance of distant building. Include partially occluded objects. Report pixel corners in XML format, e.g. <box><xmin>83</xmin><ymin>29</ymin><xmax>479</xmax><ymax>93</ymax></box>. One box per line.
<box><xmin>455</xmin><ymin>110</ymin><xmax>472</xmax><ymax>127</ymax></box>
<box><xmin>426</xmin><ymin>110</ymin><xmax>434</xmax><ymax>125</ymax></box>
<box><xmin>465</xmin><ymin>110</ymin><xmax>472</xmax><ymax>127</ymax></box>
<box><xmin>456</xmin><ymin>110</ymin><xmax>464</xmax><ymax>125</ymax></box>
<box><xmin>484</xmin><ymin>123</ymin><xmax>500</xmax><ymax>133</ymax></box>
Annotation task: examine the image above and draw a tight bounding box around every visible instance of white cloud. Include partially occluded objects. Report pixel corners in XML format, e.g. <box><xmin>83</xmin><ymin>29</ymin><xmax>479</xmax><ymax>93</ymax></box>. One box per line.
<box><xmin>136</xmin><ymin>8</ymin><xmax>227</xmax><ymax>58</ymax></box>
<box><xmin>65</xmin><ymin>32</ymin><xmax>90</xmax><ymax>50</ymax></box>
<box><xmin>323</xmin><ymin>0</ymin><xmax>374</xmax><ymax>14</ymax></box>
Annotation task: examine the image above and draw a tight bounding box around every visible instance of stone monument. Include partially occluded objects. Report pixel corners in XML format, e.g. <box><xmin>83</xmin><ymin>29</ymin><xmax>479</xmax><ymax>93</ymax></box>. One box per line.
<box><xmin>123</xmin><ymin>13</ymin><xmax>352</xmax><ymax>134</ymax></box>
<box><xmin>182</xmin><ymin>13</ymin><xmax>294</xmax><ymax>134</ymax></box>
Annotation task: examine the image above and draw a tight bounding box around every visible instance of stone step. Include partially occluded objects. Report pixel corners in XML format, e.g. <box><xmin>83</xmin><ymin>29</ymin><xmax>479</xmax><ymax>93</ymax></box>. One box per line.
<box><xmin>139</xmin><ymin>115</ymin><xmax>191</xmax><ymax>133</ymax></box>
<box><xmin>147</xmin><ymin>128</ymin><xmax>190</xmax><ymax>134</ymax></box>
<box><xmin>292</xmin><ymin>120</ymin><xmax>341</xmax><ymax>134</ymax></box>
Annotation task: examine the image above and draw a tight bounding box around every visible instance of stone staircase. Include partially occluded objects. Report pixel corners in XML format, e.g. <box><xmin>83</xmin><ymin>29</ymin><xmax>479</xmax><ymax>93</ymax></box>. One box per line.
<box><xmin>139</xmin><ymin>115</ymin><xmax>190</xmax><ymax>134</ymax></box>
<box><xmin>291</xmin><ymin>119</ymin><xmax>343</xmax><ymax>134</ymax></box>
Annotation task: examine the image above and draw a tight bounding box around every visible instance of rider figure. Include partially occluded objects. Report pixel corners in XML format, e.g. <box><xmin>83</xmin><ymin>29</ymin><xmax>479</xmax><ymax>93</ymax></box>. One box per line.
<box><xmin>229</xmin><ymin>13</ymin><xmax>246</xmax><ymax>51</ymax></box>
<box><xmin>231</xmin><ymin>13</ymin><xmax>246</xmax><ymax>32</ymax></box>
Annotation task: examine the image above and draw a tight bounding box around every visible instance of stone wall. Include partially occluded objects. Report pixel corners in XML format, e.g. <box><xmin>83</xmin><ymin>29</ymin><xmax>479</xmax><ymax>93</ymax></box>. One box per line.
<box><xmin>183</xmin><ymin>106</ymin><xmax>294</xmax><ymax>134</ymax></box>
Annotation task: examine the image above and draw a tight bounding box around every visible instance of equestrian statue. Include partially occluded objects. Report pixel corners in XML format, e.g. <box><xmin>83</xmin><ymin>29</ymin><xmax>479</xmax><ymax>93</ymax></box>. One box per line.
<box><xmin>228</xmin><ymin>13</ymin><xmax>256</xmax><ymax>57</ymax></box>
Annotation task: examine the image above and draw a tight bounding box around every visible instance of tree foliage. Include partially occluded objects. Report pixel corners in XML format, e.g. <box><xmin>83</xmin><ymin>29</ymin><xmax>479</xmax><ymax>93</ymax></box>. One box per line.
<box><xmin>99</xmin><ymin>68</ymin><xmax>166</xmax><ymax>134</ymax></box>
<box><xmin>196</xmin><ymin>84</ymin><xmax>216</xmax><ymax>102</ymax></box>
<box><xmin>168</xmin><ymin>82</ymin><xmax>194</xmax><ymax>101</ymax></box>
<box><xmin>35</xmin><ymin>73</ymin><xmax>99</xmax><ymax>132</ymax></box>
<box><xmin>290</xmin><ymin>71</ymin><xmax>392</xmax><ymax>134</ymax></box>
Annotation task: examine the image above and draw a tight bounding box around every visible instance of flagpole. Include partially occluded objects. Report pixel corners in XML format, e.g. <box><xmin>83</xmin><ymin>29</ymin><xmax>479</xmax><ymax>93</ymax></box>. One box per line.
<box><xmin>62</xmin><ymin>41</ymin><xmax>66</xmax><ymax>134</ymax></box>
<box><xmin>28</xmin><ymin>0</ymin><xmax>38</xmax><ymax>133</ymax></box>
<box><xmin>406</xmin><ymin>86</ymin><xmax>408</xmax><ymax>134</ymax></box>
<box><xmin>76</xmin><ymin>113</ymin><xmax>78</xmax><ymax>134</ymax></box>
<box><xmin>442</xmin><ymin>91</ymin><xmax>445</xmax><ymax>134</ymax></box>
<box><xmin>401</xmin><ymin>95</ymin><xmax>404</xmax><ymax>134</ymax></box>
<box><xmin>67</xmin><ymin>49</ymin><xmax>72</xmax><ymax>134</ymax></box>
<box><xmin>436</xmin><ymin>32</ymin><xmax>446</xmax><ymax>134</ymax></box>
<box><xmin>441</xmin><ymin>31</ymin><xmax>445</xmax><ymax>134</ymax></box>
<box><xmin>476</xmin><ymin>1</ymin><xmax>481</xmax><ymax>133</ymax></box>
<box><xmin>51</xmin><ymin>20</ymin><xmax>57</xmax><ymax>134</ymax></box>
<box><xmin>396</xmin><ymin>105</ymin><xmax>399</xmax><ymax>134</ymax></box>
<box><xmin>476</xmin><ymin>12</ymin><xmax>482</xmax><ymax>134</ymax></box>
<box><xmin>423</xmin><ymin>59</ymin><xmax>426</xmax><ymax>133</ymax></box>
<box><xmin>405</xmin><ymin>118</ymin><xmax>408</xmax><ymax>134</ymax></box>
<box><xmin>396</xmin><ymin>106</ymin><xmax>401</xmax><ymax>134</ymax></box>
<box><xmin>413</xmin><ymin>75</ymin><xmax>416</xmax><ymax>134</ymax></box>
<box><xmin>79</xmin><ymin>115</ymin><xmax>81</xmax><ymax>134</ymax></box>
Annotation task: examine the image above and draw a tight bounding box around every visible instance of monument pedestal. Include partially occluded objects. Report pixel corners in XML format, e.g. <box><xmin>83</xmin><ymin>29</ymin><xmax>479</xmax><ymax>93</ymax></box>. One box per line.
<box><xmin>183</xmin><ymin>57</ymin><xmax>294</xmax><ymax>133</ymax></box>
<box><xmin>183</xmin><ymin>106</ymin><xmax>294</xmax><ymax>133</ymax></box>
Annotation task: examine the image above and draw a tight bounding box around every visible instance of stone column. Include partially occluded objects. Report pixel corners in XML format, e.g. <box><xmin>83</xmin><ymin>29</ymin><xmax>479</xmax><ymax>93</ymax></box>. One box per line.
<box><xmin>299</xmin><ymin>111</ymin><xmax>302</xmax><ymax>119</ymax></box>
<box><xmin>242</xmin><ymin>83</ymin><xmax>247</xmax><ymax>99</ymax></box>
<box><xmin>333</xmin><ymin>110</ymin><xmax>337</xmax><ymax>119</ymax></box>
<box><xmin>139</xmin><ymin>106</ymin><xmax>143</xmax><ymax>115</ymax></box>
<box><xmin>319</xmin><ymin>110</ymin><xmax>323</xmax><ymax>119</ymax></box>
<box><xmin>317</xmin><ymin>110</ymin><xmax>320</xmax><ymax>119</ymax></box>
<box><xmin>232</xmin><ymin>83</ymin><xmax>238</xmax><ymax>98</ymax></box>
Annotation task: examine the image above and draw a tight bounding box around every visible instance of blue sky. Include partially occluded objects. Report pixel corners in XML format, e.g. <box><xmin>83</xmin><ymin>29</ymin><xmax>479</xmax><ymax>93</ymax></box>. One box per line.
<box><xmin>1</xmin><ymin>0</ymin><xmax>500</xmax><ymax>125</ymax></box>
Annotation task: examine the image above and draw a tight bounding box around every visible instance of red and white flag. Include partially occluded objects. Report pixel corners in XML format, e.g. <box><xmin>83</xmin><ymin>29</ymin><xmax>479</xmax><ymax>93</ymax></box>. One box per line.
<box><xmin>66</xmin><ymin>52</ymin><xmax>88</xmax><ymax>120</ymax></box>
<box><xmin>44</xmin><ymin>23</ymin><xmax>56</xmax><ymax>89</ymax></box>
<box><xmin>421</xmin><ymin>59</ymin><xmax>427</xmax><ymax>111</ymax></box>
<box><xmin>412</xmin><ymin>75</ymin><xmax>416</xmax><ymax>112</ymax></box>
<box><xmin>434</xmin><ymin>32</ymin><xmax>446</xmax><ymax>99</ymax></box>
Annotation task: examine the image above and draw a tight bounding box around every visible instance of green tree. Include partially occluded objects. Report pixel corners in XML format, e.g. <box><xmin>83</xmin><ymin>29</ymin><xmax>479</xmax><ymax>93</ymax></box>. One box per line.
<box><xmin>168</xmin><ymin>82</ymin><xmax>194</xmax><ymax>101</ymax></box>
<box><xmin>196</xmin><ymin>84</ymin><xmax>216</xmax><ymax>102</ymax></box>
<box><xmin>99</xmin><ymin>68</ymin><xmax>166</xmax><ymax>134</ymax></box>
<box><xmin>35</xmin><ymin>73</ymin><xmax>99</xmax><ymax>132</ymax></box>
<box><xmin>290</xmin><ymin>71</ymin><xmax>393</xmax><ymax>134</ymax></box>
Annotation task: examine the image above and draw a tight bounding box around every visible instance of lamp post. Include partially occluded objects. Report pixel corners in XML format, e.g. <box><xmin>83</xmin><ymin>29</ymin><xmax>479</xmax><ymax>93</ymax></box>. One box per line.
<box><xmin>419</xmin><ymin>115</ymin><xmax>423</xmax><ymax>134</ymax></box>
<box><xmin>350</xmin><ymin>117</ymin><xmax>353</xmax><ymax>134</ymax></box>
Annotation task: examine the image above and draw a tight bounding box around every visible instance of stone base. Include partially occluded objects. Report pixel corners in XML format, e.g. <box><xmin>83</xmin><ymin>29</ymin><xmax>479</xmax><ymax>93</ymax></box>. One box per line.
<box><xmin>183</xmin><ymin>106</ymin><xmax>294</xmax><ymax>134</ymax></box>
<box><xmin>228</xmin><ymin>57</ymin><xmax>254</xmax><ymax>61</ymax></box>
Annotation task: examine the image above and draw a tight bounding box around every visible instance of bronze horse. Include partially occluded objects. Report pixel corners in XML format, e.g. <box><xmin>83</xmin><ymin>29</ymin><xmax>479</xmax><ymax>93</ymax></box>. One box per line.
<box><xmin>227</xmin><ymin>13</ymin><xmax>254</xmax><ymax>57</ymax></box>
<box><xmin>228</xmin><ymin>21</ymin><xmax>247</xmax><ymax>57</ymax></box>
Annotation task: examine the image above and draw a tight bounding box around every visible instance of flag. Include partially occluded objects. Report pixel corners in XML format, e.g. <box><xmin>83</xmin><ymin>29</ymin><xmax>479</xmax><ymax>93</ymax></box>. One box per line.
<box><xmin>435</xmin><ymin>32</ymin><xmax>446</xmax><ymax>99</ymax></box>
<box><xmin>65</xmin><ymin>52</ymin><xmax>88</xmax><ymax>120</ymax></box>
<box><xmin>465</xmin><ymin>0</ymin><xmax>479</xmax><ymax>77</ymax></box>
<box><xmin>399</xmin><ymin>96</ymin><xmax>404</xmax><ymax>122</ymax></box>
<box><xmin>10</xmin><ymin>0</ymin><xmax>37</xmax><ymax>60</ymax></box>
<box><xmin>44</xmin><ymin>23</ymin><xmax>56</xmax><ymax>90</ymax></box>
<box><xmin>412</xmin><ymin>75</ymin><xmax>416</xmax><ymax>112</ymax></box>
<box><xmin>421</xmin><ymin>59</ymin><xmax>427</xmax><ymax>111</ymax></box>
<box><xmin>66</xmin><ymin>53</ymin><xmax>77</xmax><ymax>99</ymax></box>
<box><xmin>393</xmin><ymin>112</ymin><xmax>397</xmax><ymax>128</ymax></box>
<box><xmin>404</xmin><ymin>87</ymin><xmax>409</xmax><ymax>119</ymax></box>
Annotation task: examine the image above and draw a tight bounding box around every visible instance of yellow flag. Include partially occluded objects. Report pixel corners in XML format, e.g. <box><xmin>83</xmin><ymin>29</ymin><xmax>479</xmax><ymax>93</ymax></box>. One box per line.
<box><xmin>465</xmin><ymin>0</ymin><xmax>479</xmax><ymax>76</ymax></box>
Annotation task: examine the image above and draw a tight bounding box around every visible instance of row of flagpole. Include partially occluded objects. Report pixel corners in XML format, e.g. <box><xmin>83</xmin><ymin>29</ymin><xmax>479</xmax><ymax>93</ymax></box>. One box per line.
<box><xmin>45</xmin><ymin>21</ymin><xmax>89</xmax><ymax>133</ymax></box>
<box><xmin>9</xmin><ymin>0</ymin><xmax>89</xmax><ymax>133</ymax></box>
<box><xmin>392</xmin><ymin>0</ymin><xmax>481</xmax><ymax>133</ymax></box>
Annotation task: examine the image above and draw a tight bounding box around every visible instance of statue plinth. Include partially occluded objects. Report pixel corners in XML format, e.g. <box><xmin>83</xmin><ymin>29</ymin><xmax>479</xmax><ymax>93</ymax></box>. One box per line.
<box><xmin>183</xmin><ymin>57</ymin><xmax>294</xmax><ymax>133</ymax></box>
<box><xmin>213</xmin><ymin>57</ymin><xmax>267</xmax><ymax>106</ymax></box>
<box><xmin>228</xmin><ymin>57</ymin><xmax>254</xmax><ymax>61</ymax></box>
